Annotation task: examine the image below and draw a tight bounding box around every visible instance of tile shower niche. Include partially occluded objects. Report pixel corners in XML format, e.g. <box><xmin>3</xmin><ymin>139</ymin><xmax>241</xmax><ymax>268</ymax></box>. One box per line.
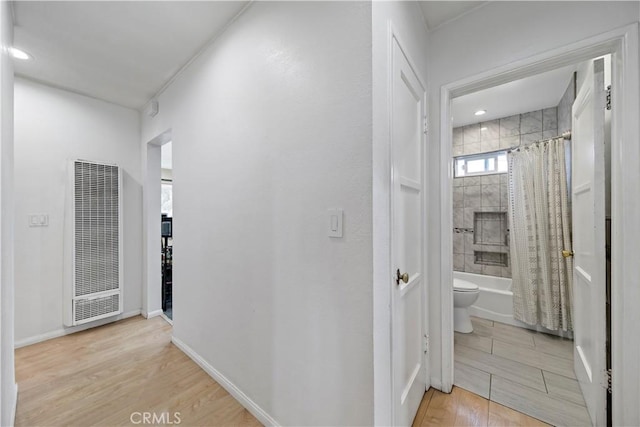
<box><xmin>473</xmin><ymin>211</ymin><xmax>509</xmax><ymax>268</ymax></box>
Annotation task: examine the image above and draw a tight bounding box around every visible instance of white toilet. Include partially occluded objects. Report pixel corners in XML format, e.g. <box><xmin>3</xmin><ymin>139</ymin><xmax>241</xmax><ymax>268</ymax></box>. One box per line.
<box><xmin>453</xmin><ymin>278</ymin><xmax>480</xmax><ymax>333</ymax></box>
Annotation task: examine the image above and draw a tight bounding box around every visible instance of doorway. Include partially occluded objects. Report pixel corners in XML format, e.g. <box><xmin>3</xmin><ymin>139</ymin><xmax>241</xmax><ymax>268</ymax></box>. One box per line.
<box><xmin>161</xmin><ymin>142</ymin><xmax>173</xmax><ymax>320</ymax></box>
<box><xmin>143</xmin><ymin>129</ymin><xmax>172</xmax><ymax>321</ymax></box>
<box><xmin>438</xmin><ymin>24</ymin><xmax>639</xmax><ymax>427</ymax></box>
<box><xmin>447</xmin><ymin>55</ymin><xmax>611</xmax><ymax>426</ymax></box>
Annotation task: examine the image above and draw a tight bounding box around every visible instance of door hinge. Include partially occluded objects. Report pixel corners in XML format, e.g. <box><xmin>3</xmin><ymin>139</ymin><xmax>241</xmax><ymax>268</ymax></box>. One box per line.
<box><xmin>602</xmin><ymin>368</ymin><xmax>612</xmax><ymax>393</ymax></box>
<box><xmin>423</xmin><ymin>334</ymin><xmax>430</xmax><ymax>355</ymax></box>
<box><xmin>606</xmin><ymin>85</ymin><xmax>612</xmax><ymax>110</ymax></box>
<box><xmin>423</xmin><ymin>117</ymin><xmax>428</xmax><ymax>134</ymax></box>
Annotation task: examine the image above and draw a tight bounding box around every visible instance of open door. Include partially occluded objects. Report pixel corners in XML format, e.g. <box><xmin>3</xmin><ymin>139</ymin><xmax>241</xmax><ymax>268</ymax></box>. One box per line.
<box><xmin>571</xmin><ymin>57</ymin><xmax>607</xmax><ymax>426</ymax></box>
<box><xmin>391</xmin><ymin>36</ymin><xmax>427</xmax><ymax>426</ymax></box>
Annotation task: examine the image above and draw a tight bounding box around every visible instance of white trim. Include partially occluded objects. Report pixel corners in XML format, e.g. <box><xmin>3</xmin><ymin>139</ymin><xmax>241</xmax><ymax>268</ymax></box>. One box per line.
<box><xmin>171</xmin><ymin>336</ymin><xmax>279</xmax><ymax>427</ymax></box>
<box><xmin>142</xmin><ymin>130</ymin><xmax>171</xmax><ymax>319</ymax></box>
<box><xmin>14</xmin><ymin>309</ymin><xmax>141</xmax><ymax>348</ymax></box>
<box><xmin>438</xmin><ymin>23</ymin><xmax>640</xmax><ymax>426</ymax></box>
<box><xmin>9</xmin><ymin>384</ymin><xmax>17</xmax><ymax>427</ymax></box>
<box><xmin>425</xmin><ymin>2</ymin><xmax>490</xmax><ymax>34</ymax></box>
<box><xmin>439</xmin><ymin>81</ymin><xmax>455</xmax><ymax>393</ymax></box>
<box><xmin>142</xmin><ymin>309</ymin><xmax>164</xmax><ymax>319</ymax></box>
<box><xmin>160</xmin><ymin>313</ymin><xmax>173</xmax><ymax>325</ymax></box>
<box><xmin>144</xmin><ymin>2</ymin><xmax>254</xmax><ymax>110</ymax></box>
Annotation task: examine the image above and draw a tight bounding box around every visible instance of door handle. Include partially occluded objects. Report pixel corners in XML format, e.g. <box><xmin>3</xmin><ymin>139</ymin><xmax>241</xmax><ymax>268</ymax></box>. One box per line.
<box><xmin>562</xmin><ymin>250</ymin><xmax>574</xmax><ymax>258</ymax></box>
<box><xmin>396</xmin><ymin>269</ymin><xmax>409</xmax><ymax>285</ymax></box>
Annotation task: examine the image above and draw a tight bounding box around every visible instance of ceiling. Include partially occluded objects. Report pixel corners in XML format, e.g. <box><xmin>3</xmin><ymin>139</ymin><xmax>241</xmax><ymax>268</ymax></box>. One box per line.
<box><xmin>10</xmin><ymin>1</ymin><xmax>500</xmax><ymax>111</ymax></box>
<box><xmin>12</xmin><ymin>1</ymin><xmax>249</xmax><ymax>109</ymax></box>
<box><xmin>451</xmin><ymin>65</ymin><xmax>576</xmax><ymax>127</ymax></box>
<box><xmin>418</xmin><ymin>1</ymin><xmax>487</xmax><ymax>31</ymax></box>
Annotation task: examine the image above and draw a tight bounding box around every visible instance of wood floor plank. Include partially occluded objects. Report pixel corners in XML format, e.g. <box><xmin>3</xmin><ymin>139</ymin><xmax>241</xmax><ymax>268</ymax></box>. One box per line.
<box><xmin>454</xmin><ymin>361</ymin><xmax>491</xmax><ymax>399</ymax></box>
<box><xmin>15</xmin><ymin>316</ymin><xmax>260</xmax><ymax>427</ymax></box>
<box><xmin>452</xmin><ymin>387</ymin><xmax>489</xmax><ymax>427</ymax></box>
<box><xmin>490</xmin><ymin>375</ymin><xmax>591</xmax><ymax>427</ymax></box>
<box><xmin>542</xmin><ymin>370</ymin><xmax>586</xmax><ymax>407</ymax></box>
<box><xmin>421</xmin><ymin>389</ymin><xmax>458</xmax><ymax>426</ymax></box>
<box><xmin>419</xmin><ymin>386</ymin><xmax>555</xmax><ymax>427</ymax></box>
<box><xmin>488</xmin><ymin>401</ymin><xmax>551</xmax><ymax>427</ymax></box>
<box><xmin>492</xmin><ymin>340</ymin><xmax>576</xmax><ymax>379</ymax></box>
<box><xmin>455</xmin><ymin>344</ymin><xmax>547</xmax><ymax>392</ymax></box>
<box><xmin>455</xmin><ymin>331</ymin><xmax>493</xmax><ymax>353</ymax></box>
<box><xmin>412</xmin><ymin>388</ymin><xmax>434</xmax><ymax>427</ymax></box>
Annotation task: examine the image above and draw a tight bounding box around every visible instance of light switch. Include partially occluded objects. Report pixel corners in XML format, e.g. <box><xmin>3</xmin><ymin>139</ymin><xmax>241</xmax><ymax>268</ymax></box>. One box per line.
<box><xmin>328</xmin><ymin>209</ymin><xmax>343</xmax><ymax>238</ymax></box>
<box><xmin>28</xmin><ymin>214</ymin><xmax>49</xmax><ymax>227</ymax></box>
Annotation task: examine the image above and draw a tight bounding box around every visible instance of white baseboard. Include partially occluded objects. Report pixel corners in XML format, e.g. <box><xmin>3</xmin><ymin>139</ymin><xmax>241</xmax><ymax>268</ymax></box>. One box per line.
<box><xmin>430</xmin><ymin>377</ymin><xmax>443</xmax><ymax>392</ymax></box>
<box><xmin>142</xmin><ymin>309</ymin><xmax>164</xmax><ymax>319</ymax></box>
<box><xmin>9</xmin><ymin>383</ymin><xmax>17</xmax><ymax>427</ymax></box>
<box><xmin>171</xmin><ymin>336</ymin><xmax>279</xmax><ymax>427</ymax></box>
<box><xmin>14</xmin><ymin>309</ymin><xmax>141</xmax><ymax>348</ymax></box>
<box><xmin>160</xmin><ymin>313</ymin><xmax>173</xmax><ymax>325</ymax></box>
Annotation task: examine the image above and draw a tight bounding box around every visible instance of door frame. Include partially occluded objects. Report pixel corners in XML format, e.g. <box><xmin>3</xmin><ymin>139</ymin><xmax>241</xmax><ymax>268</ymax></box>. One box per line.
<box><xmin>438</xmin><ymin>23</ymin><xmax>639</xmax><ymax>425</ymax></box>
<box><xmin>373</xmin><ymin>22</ymin><xmax>429</xmax><ymax>426</ymax></box>
<box><xmin>142</xmin><ymin>128</ymin><xmax>172</xmax><ymax>320</ymax></box>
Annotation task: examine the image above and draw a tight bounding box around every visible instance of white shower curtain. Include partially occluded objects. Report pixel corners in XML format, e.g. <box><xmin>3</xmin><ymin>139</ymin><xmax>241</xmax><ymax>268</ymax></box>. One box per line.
<box><xmin>508</xmin><ymin>138</ymin><xmax>573</xmax><ymax>331</ymax></box>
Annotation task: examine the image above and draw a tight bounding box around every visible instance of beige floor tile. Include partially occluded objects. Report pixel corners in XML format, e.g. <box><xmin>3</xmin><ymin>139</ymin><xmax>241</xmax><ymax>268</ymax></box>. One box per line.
<box><xmin>454</xmin><ymin>361</ymin><xmax>491</xmax><ymax>399</ymax></box>
<box><xmin>533</xmin><ymin>333</ymin><xmax>574</xmax><ymax>360</ymax></box>
<box><xmin>455</xmin><ymin>344</ymin><xmax>546</xmax><ymax>392</ymax></box>
<box><xmin>470</xmin><ymin>316</ymin><xmax>494</xmax><ymax>326</ymax></box>
<box><xmin>490</xmin><ymin>376</ymin><xmax>591</xmax><ymax>427</ymax></box>
<box><xmin>455</xmin><ymin>331</ymin><xmax>493</xmax><ymax>354</ymax></box>
<box><xmin>542</xmin><ymin>371</ymin><xmax>586</xmax><ymax>407</ymax></box>
<box><xmin>472</xmin><ymin>320</ymin><xmax>535</xmax><ymax>347</ymax></box>
<box><xmin>492</xmin><ymin>340</ymin><xmax>576</xmax><ymax>379</ymax></box>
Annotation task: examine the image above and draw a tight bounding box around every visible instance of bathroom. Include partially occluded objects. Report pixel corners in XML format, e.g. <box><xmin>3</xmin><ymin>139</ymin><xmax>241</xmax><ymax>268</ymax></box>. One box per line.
<box><xmin>450</xmin><ymin>56</ymin><xmax>611</xmax><ymax>426</ymax></box>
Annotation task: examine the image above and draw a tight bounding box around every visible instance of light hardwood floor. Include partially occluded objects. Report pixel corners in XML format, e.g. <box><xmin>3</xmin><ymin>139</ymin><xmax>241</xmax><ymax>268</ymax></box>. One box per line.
<box><xmin>15</xmin><ymin>316</ymin><xmax>260</xmax><ymax>426</ymax></box>
<box><xmin>14</xmin><ymin>314</ymin><xmax>579</xmax><ymax>427</ymax></box>
<box><xmin>413</xmin><ymin>386</ymin><xmax>551</xmax><ymax>427</ymax></box>
<box><xmin>454</xmin><ymin>317</ymin><xmax>591</xmax><ymax>426</ymax></box>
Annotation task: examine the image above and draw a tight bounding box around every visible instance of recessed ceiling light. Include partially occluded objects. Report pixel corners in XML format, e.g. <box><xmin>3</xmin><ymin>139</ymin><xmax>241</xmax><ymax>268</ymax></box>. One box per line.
<box><xmin>475</xmin><ymin>110</ymin><xmax>487</xmax><ymax>116</ymax></box>
<box><xmin>9</xmin><ymin>47</ymin><xmax>32</xmax><ymax>61</ymax></box>
<box><xmin>481</xmin><ymin>127</ymin><xmax>488</xmax><ymax>131</ymax></box>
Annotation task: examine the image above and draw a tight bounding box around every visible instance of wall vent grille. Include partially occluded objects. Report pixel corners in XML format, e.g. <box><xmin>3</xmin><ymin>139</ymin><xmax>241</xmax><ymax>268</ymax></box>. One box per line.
<box><xmin>74</xmin><ymin>161</ymin><xmax>120</xmax><ymax>297</ymax></box>
<box><xmin>74</xmin><ymin>294</ymin><xmax>120</xmax><ymax>322</ymax></box>
<box><xmin>65</xmin><ymin>160</ymin><xmax>123</xmax><ymax>326</ymax></box>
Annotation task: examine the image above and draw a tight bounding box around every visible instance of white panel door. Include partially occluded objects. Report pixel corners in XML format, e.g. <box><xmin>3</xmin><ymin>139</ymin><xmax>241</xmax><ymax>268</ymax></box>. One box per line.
<box><xmin>391</xmin><ymin>36</ymin><xmax>426</xmax><ymax>426</ymax></box>
<box><xmin>572</xmin><ymin>58</ymin><xmax>606</xmax><ymax>427</ymax></box>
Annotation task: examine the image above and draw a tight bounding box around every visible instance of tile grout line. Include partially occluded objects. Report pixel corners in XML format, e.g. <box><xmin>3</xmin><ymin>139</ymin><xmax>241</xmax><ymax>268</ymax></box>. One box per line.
<box><xmin>489</xmin><ymin>373</ymin><xmax>493</xmax><ymax>400</ymax></box>
<box><xmin>541</xmin><ymin>369</ymin><xmax>549</xmax><ymax>394</ymax></box>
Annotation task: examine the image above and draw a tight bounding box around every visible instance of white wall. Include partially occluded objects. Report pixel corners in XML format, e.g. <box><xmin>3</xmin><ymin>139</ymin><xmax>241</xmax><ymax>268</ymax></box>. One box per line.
<box><xmin>0</xmin><ymin>0</ymin><xmax>15</xmax><ymax>425</ymax></box>
<box><xmin>143</xmin><ymin>140</ymin><xmax>162</xmax><ymax>317</ymax></box>
<box><xmin>426</xmin><ymin>0</ymin><xmax>639</xmax><ymax>414</ymax></box>
<box><xmin>371</xmin><ymin>2</ymin><xmax>429</xmax><ymax>424</ymax></box>
<box><xmin>13</xmin><ymin>78</ymin><xmax>143</xmax><ymax>345</ymax></box>
<box><xmin>142</xmin><ymin>2</ymin><xmax>373</xmax><ymax>425</ymax></box>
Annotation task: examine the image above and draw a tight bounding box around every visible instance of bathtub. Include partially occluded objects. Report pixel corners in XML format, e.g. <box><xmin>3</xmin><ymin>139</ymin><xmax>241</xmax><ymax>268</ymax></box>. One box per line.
<box><xmin>454</xmin><ymin>271</ymin><xmax>572</xmax><ymax>338</ymax></box>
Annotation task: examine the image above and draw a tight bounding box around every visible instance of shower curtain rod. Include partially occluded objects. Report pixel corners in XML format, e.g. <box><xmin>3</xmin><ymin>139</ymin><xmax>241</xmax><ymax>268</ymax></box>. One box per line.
<box><xmin>452</xmin><ymin>131</ymin><xmax>572</xmax><ymax>159</ymax></box>
<box><xmin>507</xmin><ymin>131</ymin><xmax>572</xmax><ymax>153</ymax></box>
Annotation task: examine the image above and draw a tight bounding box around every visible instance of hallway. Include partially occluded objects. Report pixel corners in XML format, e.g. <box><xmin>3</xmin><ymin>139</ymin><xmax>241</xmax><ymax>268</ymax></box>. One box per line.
<box><xmin>15</xmin><ymin>317</ymin><xmax>260</xmax><ymax>426</ymax></box>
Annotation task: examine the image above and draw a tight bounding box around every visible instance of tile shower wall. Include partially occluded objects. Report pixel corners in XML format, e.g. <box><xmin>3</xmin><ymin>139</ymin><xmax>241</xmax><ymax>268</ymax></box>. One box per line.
<box><xmin>557</xmin><ymin>72</ymin><xmax>576</xmax><ymax>134</ymax></box>
<box><xmin>453</xmin><ymin>71</ymin><xmax>576</xmax><ymax>278</ymax></box>
<box><xmin>452</xmin><ymin>107</ymin><xmax>559</xmax><ymax>278</ymax></box>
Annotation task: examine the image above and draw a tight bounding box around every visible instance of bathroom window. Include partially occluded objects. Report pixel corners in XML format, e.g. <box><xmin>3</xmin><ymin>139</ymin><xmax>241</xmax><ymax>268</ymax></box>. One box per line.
<box><xmin>454</xmin><ymin>151</ymin><xmax>508</xmax><ymax>177</ymax></box>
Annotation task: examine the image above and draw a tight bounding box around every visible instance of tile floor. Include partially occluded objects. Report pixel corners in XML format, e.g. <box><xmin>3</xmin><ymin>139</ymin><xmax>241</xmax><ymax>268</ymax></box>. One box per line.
<box><xmin>454</xmin><ymin>317</ymin><xmax>591</xmax><ymax>427</ymax></box>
